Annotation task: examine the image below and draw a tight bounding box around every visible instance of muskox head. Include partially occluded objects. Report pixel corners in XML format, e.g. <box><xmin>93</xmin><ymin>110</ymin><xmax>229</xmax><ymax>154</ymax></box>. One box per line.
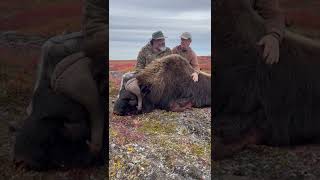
<box><xmin>113</xmin><ymin>78</ymin><xmax>142</xmax><ymax>116</ymax></box>
<box><xmin>113</xmin><ymin>78</ymin><xmax>151</xmax><ymax>116</ymax></box>
<box><xmin>12</xmin><ymin>88</ymin><xmax>92</xmax><ymax>170</ymax></box>
<box><xmin>113</xmin><ymin>89</ymin><xmax>139</xmax><ymax>116</ymax></box>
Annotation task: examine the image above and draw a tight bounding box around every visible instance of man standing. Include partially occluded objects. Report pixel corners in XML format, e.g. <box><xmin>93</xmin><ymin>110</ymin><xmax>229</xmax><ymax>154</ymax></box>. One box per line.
<box><xmin>254</xmin><ymin>0</ymin><xmax>285</xmax><ymax>64</ymax></box>
<box><xmin>172</xmin><ymin>32</ymin><xmax>200</xmax><ymax>82</ymax></box>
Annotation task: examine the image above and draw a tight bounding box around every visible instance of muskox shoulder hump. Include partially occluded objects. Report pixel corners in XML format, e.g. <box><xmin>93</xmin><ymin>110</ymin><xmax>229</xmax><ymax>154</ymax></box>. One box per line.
<box><xmin>156</xmin><ymin>54</ymin><xmax>191</xmax><ymax>69</ymax></box>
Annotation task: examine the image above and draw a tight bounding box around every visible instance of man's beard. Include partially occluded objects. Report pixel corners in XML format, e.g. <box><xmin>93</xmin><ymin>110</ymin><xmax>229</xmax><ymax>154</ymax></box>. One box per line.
<box><xmin>159</xmin><ymin>46</ymin><xmax>166</xmax><ymax>51</ymax></box>
<box><xmin>158</xmin><ymin>41</ymin><xmax>166</xmax><ymax>51</ymax></box>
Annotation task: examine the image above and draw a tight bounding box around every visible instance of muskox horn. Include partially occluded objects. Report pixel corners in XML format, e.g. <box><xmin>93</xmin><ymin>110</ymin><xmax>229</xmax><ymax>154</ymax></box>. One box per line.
<box><xmin>125</xmin><ymin>78</ymin><xmax>142</xmax><ymax>111</ymax></box>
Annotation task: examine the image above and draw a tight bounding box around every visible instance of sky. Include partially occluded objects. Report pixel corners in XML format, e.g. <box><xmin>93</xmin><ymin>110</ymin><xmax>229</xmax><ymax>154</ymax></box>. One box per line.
<box><xmin>109</xmin><ymin>0</ymin><xmax>211</xmax><ymax>60</ymax></box>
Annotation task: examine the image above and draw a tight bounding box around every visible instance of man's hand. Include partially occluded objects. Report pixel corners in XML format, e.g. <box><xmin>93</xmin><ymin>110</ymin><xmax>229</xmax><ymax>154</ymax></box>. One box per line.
<box><xmin>191</xmin><ymin>72</ymin><xmax>198</xmax><ymax>82</ymax></box>
<box><xmin>257</xmin><ymin>34</ymin><xmax>280</xmax><ymax>64</ymax></box>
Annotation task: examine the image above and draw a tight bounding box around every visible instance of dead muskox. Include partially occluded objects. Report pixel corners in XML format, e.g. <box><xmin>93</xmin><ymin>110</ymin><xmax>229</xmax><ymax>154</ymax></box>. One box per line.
<box><xmin>12</xmin><ymin>32</ymin><xmax>107</xmax><ymax>170</ymax></box>
<box><xmin>113</xmin><ymin>54</ymin><xmax>211</xmax><ymax>116</ymax></box>
<box><xmin>213</xmin><ymin>0</ymin><xmax>320</xmax><ymax>159</ymax></box>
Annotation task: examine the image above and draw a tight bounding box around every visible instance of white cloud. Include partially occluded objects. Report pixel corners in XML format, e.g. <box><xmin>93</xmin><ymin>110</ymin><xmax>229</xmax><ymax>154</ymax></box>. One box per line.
<box><xmin>110</xmin><ymin>0</ymin><xmax>211</xmax><ymax>60</ymax></box>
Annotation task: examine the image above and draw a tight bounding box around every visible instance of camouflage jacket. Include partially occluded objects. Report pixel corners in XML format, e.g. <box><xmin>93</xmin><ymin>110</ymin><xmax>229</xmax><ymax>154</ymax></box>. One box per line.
<box><xmin>172</xmin><ymin>45</ymin><xmax>200</xmax><ymax>71</ymax></box>
<box><xmin>135</xmin><ymin>43</ymin><xmax>172</xmax><ymax>71</ymax></box>
<box><xmin>82</xmin><ymin>0</ymin><xmax>107</xmax><ymax>58</ymax></box>
<box><xmin>252</xmin><ymin>0</ymin><xmax>285</xmax><ymax>42</ymax></box>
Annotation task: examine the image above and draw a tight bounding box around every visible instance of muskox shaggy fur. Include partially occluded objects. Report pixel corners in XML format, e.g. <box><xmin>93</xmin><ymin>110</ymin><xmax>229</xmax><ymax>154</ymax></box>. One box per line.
<box><xmin>213</xmin><ymin>0</ymin><xmax>320</xmax><ymax>159</ymax></box>
<box><xmin>113</xmin><ymin>54</ymin><xmax>211</xmax><ymax>115</ymax></box>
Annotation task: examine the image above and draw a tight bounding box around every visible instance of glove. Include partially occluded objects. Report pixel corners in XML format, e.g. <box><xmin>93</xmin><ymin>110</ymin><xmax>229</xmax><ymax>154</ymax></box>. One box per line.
<box><xmin>257</xmin><ymin>34</ymin><xmax>280</xmax><ymax>64</ymax></box>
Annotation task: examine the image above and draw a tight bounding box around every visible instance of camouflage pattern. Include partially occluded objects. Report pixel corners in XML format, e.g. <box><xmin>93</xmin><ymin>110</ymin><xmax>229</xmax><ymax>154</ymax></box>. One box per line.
<box><xmin>135</xmin><ymin>43</ymin><xmax>172</xmax><ymax>71</ymax></box>
<box><xmin>251</xmin><ymin>0</ymin><xmax>285</xmax><ymax>41</ymax></box>
<box><xmin>172</xmin><ymin>45</ymin><xmax>200</xmax><ymax>71</ymax></box>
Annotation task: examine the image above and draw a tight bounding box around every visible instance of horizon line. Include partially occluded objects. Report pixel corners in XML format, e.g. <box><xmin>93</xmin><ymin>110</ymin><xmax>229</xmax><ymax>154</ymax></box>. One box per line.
<box><xmin>109</xmin><ymin>55</ymin><xmax>212</xmax><ymax>61</ymax></box>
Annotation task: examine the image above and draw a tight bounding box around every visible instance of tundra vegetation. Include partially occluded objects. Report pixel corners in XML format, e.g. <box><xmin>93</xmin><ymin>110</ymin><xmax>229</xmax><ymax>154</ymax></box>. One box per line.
<box><xmin>109</xmin><ymin>57</ymin><xmax>212</xmax><ymax>179</ymax></box>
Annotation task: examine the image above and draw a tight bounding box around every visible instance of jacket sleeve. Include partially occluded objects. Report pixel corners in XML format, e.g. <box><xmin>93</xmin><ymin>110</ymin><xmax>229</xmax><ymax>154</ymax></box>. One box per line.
<box><xmin>135</xmin><ymin>50</ymin><xmax>146</xmax><ymax>71</ymax></box>
<box><xmin>190</xmin><ymin>50</ymin><xmax>200</xmax><ymax>72</ymax></box>
<box><xmin>82</xmin><ymin>0</ymin><xmax>107</xmax><ymax>58</ymax></box>
<box><xmin>254</xmin><ymin>0</ymin><xmax>285</xmax><ymax>42</ymax></box>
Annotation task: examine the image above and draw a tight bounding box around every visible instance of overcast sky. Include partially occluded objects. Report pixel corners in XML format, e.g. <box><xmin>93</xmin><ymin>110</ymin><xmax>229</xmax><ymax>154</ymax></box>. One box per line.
<box><xmin>109</xmin><ymin>0</ymin><xmax>211</xmax><ymax>60</ymax></box>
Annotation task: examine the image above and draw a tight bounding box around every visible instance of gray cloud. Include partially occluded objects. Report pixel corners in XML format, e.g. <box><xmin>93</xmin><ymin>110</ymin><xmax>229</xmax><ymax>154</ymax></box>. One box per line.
<box><xmin>110</xmin><ymin>0</ymin><xmax>211</xmax><ymax>60</ymax></box>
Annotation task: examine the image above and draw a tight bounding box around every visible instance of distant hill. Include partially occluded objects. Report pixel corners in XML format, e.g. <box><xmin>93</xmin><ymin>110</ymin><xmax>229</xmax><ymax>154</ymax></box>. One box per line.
<box><xmin>0</xmin><ymin>0</ymin><xmax>82</xmax><ymax>36</ymax></box>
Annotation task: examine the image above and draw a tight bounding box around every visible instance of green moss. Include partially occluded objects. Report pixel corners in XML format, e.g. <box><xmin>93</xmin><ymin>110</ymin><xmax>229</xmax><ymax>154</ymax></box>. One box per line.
<box><xmin>109</xmin><ymin>157</ymin><xmax>124</xmax><ymax>178</ymax></box>
<box><xmin>190</xmin><ymin>143</ymin><xmax>206</xmax><ymax>157</ymax></box>
<box><xmin>155</xmin><ymin>137</ymin><xmax>181</xmax><ymax>151</ymax></box>
<box><xmin>147</xmin><ymin>111</ymin><xmax>179</xmax><ymax>120</ymax></box>
<box><xmin>138</xmin><ymin>120</ymin><xmax>176</xmax><ymax>135</ymax></box>
<box><xmin>109</xmin><ymin>128</ymin><xmax>118</xmax><ymax>138</ymax></box>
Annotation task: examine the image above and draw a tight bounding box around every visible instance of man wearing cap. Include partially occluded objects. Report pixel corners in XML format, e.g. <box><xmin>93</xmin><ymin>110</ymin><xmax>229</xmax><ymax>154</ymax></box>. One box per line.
<box><xmin>135</xmin><ymin>30</ymin><xmax>172</xmax><ymax>70</ymax></box>
<box><xmin>116</xmin><ymin>31</ymin><xmax>171</xmax><ymax>98</ymax></box>
<box><xmin>172</xmin><ymin>32</ymin><xmax>200</xmax><ymax>82</ymax></box>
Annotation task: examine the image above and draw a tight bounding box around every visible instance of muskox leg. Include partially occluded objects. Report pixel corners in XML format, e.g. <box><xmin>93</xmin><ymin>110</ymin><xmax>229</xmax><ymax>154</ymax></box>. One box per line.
<box><xmin>213</xmin><ymin>110</ymin><xmax>265</xmax><ymax>160</ymax></box>
<box><xmin>168</xmin><ymin>99</ymin><xmax>193</xmax><ymax>112</ymax></box>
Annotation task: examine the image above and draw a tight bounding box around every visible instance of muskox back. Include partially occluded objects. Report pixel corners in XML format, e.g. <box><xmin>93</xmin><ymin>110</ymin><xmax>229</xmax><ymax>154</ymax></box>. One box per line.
<box><xmin>136</xmin><ymin>54</ymin><xmax>211</xmax><ymax>109</ymax></box>
<box><xmin>213</xmin><ymin>0</ymin><xmax>320</xmax><ymax>146</ymax></box>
